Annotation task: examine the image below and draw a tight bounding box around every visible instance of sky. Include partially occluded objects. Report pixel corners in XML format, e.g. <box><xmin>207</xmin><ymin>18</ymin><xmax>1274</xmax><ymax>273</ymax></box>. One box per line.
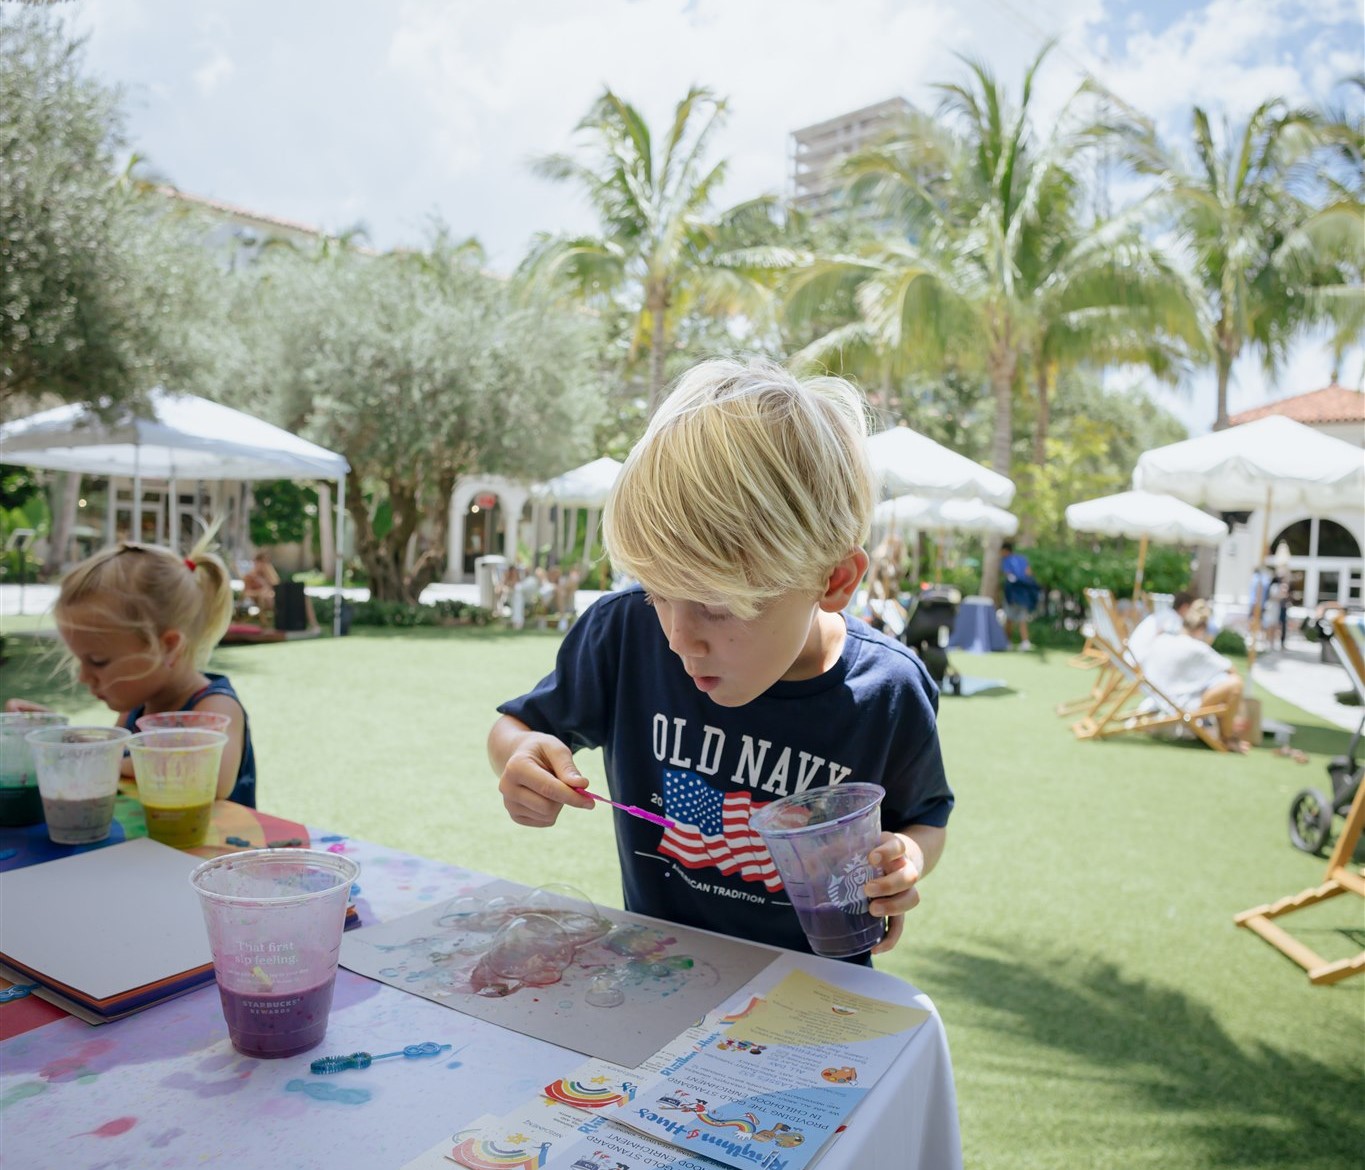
<box><xmin>57</xmin><ymin>0</ymin><xmax>1365</xmax><ymax>434</ymax></box>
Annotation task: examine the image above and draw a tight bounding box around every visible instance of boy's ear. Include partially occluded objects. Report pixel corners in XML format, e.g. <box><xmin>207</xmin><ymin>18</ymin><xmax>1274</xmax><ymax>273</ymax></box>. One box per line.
<box><xmin>819</xmin><ymin>548</ymin><xmax>870</xmax><ymax>612</ymax></box>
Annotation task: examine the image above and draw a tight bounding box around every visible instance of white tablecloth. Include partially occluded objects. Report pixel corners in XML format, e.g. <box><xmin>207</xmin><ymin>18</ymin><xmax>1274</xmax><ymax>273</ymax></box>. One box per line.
<box><xmin>0</xmin><ymin>833</ymin><xmax>961</xmax><ymax>1169</ymax></box>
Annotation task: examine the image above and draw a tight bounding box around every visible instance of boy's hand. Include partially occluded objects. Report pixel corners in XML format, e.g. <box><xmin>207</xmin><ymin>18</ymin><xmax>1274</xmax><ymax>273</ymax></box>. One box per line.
<box><xmin>497</xmin><ymin>730</ymin><xmax>596</xmax><ymax>828</ymax></box>
<box><xmin>3</xmin><ymin>698</ymin><xmax>51</xmax><ymax>713</ymax></box>
<box><xmin>865</xmin><ymin>831</ymin><xmax>928</xmax><ymax>954</ymax></box>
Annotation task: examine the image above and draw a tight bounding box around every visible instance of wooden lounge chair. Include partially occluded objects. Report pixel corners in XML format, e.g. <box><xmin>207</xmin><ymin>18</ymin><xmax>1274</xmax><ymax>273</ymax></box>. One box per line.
<box><xmin>1058</xmin><ymin>588</ymin><xmax>1123</xmax><ymax>716</ymax></box>
<box><xmin>1234</xmin><ymin>614</ymin><xmax>1365</xmax><ymax>985</ymax></box>
<box><xmin>1070</xmin><ymin>588</ymin><xmax>1233</xmax><ymax>752</ymax></box>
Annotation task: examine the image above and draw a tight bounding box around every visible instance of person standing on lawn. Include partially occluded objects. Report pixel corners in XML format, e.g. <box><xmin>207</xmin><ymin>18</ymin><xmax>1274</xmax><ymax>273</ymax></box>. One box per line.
<box><xmin>1000</xmin><ymin>540</ymin><xmax>1040</xmax><ymax>650</ymax></box>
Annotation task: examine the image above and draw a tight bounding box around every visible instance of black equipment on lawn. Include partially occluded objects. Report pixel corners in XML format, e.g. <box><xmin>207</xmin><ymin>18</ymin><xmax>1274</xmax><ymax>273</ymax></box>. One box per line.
<box><xmin>901</xmin><ymin>586</ymin><xmax>962</xmax><ymax>696</ymax></box>
<box><xmin>1289</xmin><ymin>712</ymin><xmax>1364</xmax><ymax>855</ymax></box>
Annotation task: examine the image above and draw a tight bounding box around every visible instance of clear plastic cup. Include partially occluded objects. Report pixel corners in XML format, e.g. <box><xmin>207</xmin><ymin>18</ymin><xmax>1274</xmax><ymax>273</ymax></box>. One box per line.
<box><xmin>190</xmin><ymin>849</ymin><xmax>360</xmax><ymax>1058</ymax></box>
<box><xmin>128</xmin><ymin>729</ymin><xmax>228</xmax><ymax>848</ymax></box>
<box><xmin>26</xmin><ymin>725</ymin><xmax>131</xmax><ymax>845</ymax></box>
<box><xmin>135</xmin><ymin>711</ymin><xmax>232</xmax><ymax>734</ymax></box>
<box><xmin>749</xmin><ymin>782</ymin><xmax>887</xmax><ymax>958</ymax></box>
<box><xmin>0</xmin><ymin>712</ymin><xmax>70</xmax><ymax>827</ymax></box>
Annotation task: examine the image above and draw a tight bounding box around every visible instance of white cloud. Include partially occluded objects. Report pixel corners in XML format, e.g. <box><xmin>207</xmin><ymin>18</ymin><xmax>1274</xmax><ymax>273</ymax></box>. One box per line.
<box><xmin>53</xmin><ymin>0</ymin><xmax>1365</xmax><ymax>424</ymax></box>
<box><xmin>192</xmin><ymin>50</ymin><xmax>234</xmax><ymax>96</ymax></box>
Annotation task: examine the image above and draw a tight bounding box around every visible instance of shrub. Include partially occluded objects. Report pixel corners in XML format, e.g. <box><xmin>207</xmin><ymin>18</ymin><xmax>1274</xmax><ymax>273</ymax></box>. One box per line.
<box><xmin>1211</xmin><ymin>628</ymin><xmax>1247</xmax><ymax>657</ymax></box>
<box><xmin>310</xmin><ymin>595</ymin><xmax>493</xmax><ymax>630</ymax></box>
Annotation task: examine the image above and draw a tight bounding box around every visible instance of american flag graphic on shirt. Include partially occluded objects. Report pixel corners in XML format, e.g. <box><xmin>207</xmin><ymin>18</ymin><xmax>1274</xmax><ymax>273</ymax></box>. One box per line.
<box><xmin>657</xmin><ymin>769</ymin><xmax>782</xmax><ymax>891</ymax></box>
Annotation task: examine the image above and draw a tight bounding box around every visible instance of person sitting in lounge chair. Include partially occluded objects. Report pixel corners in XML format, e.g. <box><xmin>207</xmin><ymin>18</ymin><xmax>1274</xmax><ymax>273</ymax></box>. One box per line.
<box><xmin>242</xmin><ymin>550</ymin><xmax>281</xmax><ymax>625</ymax></box>
<box><xmin>1141</xmin><ymin>599</ymin><xmax>1248</xmax><ymax>752</ymax></box>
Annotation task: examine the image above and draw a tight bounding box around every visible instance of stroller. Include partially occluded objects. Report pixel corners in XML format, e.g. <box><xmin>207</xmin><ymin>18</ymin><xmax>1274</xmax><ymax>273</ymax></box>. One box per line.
<box><xmin>1289</xmin><ymin>713</ymin><xmax>1364</xmax><ymax>855</ymax></box>
<box><xmin>1288</xmin><ymin>613</ymin><xmax>1365</xmax><ymax>855</ymax></box>
<box><xmin>900</xmin><ymin>586</ymin><xmax>963</xmax><ymax>695</ymax></box>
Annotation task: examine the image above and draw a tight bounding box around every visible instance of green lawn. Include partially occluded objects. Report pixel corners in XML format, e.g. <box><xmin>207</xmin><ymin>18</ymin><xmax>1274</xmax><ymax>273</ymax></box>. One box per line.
<box><xmin>3</xmin><ymin>623</ymin><xmax>1362</xmax><ymax>1169</ymax></box>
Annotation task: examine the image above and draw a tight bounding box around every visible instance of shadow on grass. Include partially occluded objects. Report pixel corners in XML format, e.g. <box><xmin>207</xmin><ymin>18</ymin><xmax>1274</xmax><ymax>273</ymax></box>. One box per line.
<box><xmin>921</xmin><ymin>941</ymin><xmax>1364</xmax><ymax>1167</ymax></box>
<box><xmin>1284</xmin><ymin>721</ymin><xmax>1357</xmax><ymax>757</ymax></box>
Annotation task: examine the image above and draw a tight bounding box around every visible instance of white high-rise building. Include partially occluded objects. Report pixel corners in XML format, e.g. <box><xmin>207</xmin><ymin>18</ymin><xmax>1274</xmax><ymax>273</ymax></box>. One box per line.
<box><xmin>788</xmin><ymin>97</ymin><xmax>912</xmax><ymax>219</ymax></box>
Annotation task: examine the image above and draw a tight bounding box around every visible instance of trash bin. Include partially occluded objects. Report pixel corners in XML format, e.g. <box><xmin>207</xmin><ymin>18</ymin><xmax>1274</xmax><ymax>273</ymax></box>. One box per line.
<box><xmin>474</xmin><ymin>555</ymin><xmax>508</xmax><ymax>612</ymax></box>
<box><xmin>274</xmin><ymin>582</ymin><xmax>308</xmax><ymax>632</ymax></box>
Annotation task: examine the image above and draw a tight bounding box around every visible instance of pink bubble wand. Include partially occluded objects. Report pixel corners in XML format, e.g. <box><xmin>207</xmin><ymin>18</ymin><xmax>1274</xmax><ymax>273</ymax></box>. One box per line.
<box><xmin>581</xmin><ymin>789</ymin><xmax>675</xmax><ymax>828</ymax></box>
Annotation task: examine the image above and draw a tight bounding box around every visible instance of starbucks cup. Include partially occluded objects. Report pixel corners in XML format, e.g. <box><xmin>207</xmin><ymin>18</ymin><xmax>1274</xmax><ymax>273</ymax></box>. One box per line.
<box><xmin>26</xmin><ymin>725</ymin><xmax>131</xmax><ymax>845</ymax></box>
<box><xmin>128</xmin><ymin>729</ymin><xmax>227</xmax><ymax>848</ymax></box>
<box><xmin>749</xmin><ymin>782</ymin><xmax>887</xmax><ymax>958</ymax></box>
<box><xmin>190</xmin><ymin>850</ymin><xmax>359</xmax><ymax>1058</ymax></box>
<box><xmin>135</xmin><ymin>710</ymin><xmax>232</xmax><ymax>734</ymax></box>
<box><xmin>0</xmin><ymin>712</ymin><xmax>69</xmax><ymax>827</ymax></box>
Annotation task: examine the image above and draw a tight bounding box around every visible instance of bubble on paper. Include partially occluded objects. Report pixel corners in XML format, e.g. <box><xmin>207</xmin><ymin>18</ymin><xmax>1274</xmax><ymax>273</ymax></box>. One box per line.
<box><xmin>584</xmin><ymin>973</ymin><xmax>625</xmax><ymax>1008</ymax></box>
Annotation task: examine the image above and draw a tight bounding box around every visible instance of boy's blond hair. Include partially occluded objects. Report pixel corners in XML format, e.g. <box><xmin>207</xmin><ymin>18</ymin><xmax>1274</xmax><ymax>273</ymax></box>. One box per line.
<box><xmin>603</xmin><ymin>357</ymin><xmax>875</xmax><ymax>619</ymax></box>
<box><xmin>55</xmin><ymin>533</ymin><xmax>234</xmax><ymax>673</ymax></box>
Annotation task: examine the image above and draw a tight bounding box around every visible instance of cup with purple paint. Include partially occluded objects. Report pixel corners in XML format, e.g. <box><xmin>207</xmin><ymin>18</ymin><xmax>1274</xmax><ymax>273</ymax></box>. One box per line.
<box><xmin>190</xmin><ymin>849</ymin><xmax>359</xmax><ymax>1058</ymax></box>
<box><xmin>748</xmin><ymin>782</ymin><xmax>887</xmax><ymax>958</ymax></box>
<box><xmin>26</xmin><ymin>725</ymin><xmax>130</xmax><ymax>844</ymax></box>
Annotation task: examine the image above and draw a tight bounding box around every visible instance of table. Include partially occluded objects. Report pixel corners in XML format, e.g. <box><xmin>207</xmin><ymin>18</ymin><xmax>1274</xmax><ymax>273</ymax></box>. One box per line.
<box><xmin>948</xmin><ymin>596</ymin><xmax>1008</xmax><ymax>653</ymax></box>
<box><xmin>0</xmin><ymin>832</ymin><xmax>962</xmax><ymax>1170</ymax></box>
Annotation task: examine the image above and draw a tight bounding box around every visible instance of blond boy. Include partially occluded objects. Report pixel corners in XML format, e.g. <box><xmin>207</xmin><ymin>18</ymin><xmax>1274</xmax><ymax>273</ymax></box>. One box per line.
<box><xmin>488</xmin><ymin>358</ymin><xmax>952</xmax><ymax>958</ymax></box>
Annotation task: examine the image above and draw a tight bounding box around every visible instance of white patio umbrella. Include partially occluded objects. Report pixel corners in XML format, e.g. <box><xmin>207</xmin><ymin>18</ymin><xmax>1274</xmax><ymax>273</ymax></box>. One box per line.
<box><xmin>1134</xmin><ymin>414</ymin><xmax>1365</xmax><ymax>670</ymax></box>
<box><xmin>1133</xmin><ymin>415</ymin><xmax>1365</xmax><ymax>519</ymax></box>
<box><xmin>874</xmin><ymin>493</ymin><xmax>1018</xmax><ymax>581</ymax></box>
<box><xmin>876</xmin><ymin>494</ymin><xmax>1019</xmax><ymax>536</ymax></box>
<box><xmin>866</xmin><ymin>426</ymin><xmax>1016</xmax><ymax>508</ymax></box>
<box><xmin>1065</xmin><ymin>489</ymin><xmax>1228</xmax><ymax>593</ymax></box>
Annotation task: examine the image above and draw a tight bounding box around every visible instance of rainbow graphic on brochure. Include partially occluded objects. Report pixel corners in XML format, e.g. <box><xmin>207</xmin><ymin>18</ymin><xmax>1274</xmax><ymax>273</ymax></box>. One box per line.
<box><xmin>542</xmin><ymin>1077</ymin><xmax>636</xmax><ymax>1108</ymax></box>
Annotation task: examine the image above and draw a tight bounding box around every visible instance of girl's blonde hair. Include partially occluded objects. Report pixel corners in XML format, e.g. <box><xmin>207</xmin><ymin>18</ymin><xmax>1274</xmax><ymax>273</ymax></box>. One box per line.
<box><xmin>604</xmin><ymin>357</ymin><xmax>875</xmax><ymax>619</ymax></box>
<box><xmin>54</xmin><ymin>532</ymin><xmax>234</xmax><ymax>671</ymax></box>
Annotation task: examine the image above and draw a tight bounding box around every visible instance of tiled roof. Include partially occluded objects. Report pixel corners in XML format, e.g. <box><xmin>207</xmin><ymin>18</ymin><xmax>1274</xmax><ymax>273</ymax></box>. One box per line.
<box><xmin>155</xmin><ymin>185</ymin><xmax>333</xmax><ymax>239</ymax></box>
<box><xmin>1230</xmin><ymin>383</ymin><xmax>1365</xmax><ymax>426</ymax></box>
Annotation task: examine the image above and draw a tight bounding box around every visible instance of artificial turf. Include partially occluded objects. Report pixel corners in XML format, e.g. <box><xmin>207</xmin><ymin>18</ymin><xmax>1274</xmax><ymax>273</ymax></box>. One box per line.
<box><xmin>3</xmin><ymin>623</ymin><xmax>1361</xmax><ymax>1169</ymax></box>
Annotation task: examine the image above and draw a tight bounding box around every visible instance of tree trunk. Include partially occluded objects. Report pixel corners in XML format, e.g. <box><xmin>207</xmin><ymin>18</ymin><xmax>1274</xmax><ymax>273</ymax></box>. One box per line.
<box><xmin>44</xmin><ymin>471</ymin><xmax>81</xmax><ymax>575</ymax></box>
<box><xmin>406</xmin><ymin>470</ymin><xmax>456</xmax><ymax>598</ymax></box>
<box><xmin>1212</xmin><ymin>348</ymin><xmax>1232</xmax><ymax>431</ymax></box>
<box><xmin>317</xmin><ymin>482</ymin><xmax>334</xmax><ymax>575</ymax></box>
<box><xmin>647</xmin><ymin>286</ymin><xmax>669</xmax><ymax>416</ymax></box>
<box><xmin>979</xmin><ymin>331</ymin><xmax>1018</xmax><ymax>602</ymax></box>
<box><xmin>1032</xmin><ymin>361</ymin><xmax>1053</xmax><ymax>469</ymax></box>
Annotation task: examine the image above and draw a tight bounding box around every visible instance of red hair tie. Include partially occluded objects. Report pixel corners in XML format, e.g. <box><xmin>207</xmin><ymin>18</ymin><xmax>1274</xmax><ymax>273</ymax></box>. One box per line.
<box><xmin>184</xmin><ymin>557</ymin><xmax>197</xmax><ymax>571</ymax></box>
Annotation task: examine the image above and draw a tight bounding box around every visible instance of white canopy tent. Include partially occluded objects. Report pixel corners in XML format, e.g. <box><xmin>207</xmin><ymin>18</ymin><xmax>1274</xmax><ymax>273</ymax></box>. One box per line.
<box><xmin>1065</xmin><ymin>489</ymin><xmax>1229</xmax><ymax>593</ymax></box>
<box><xmin>866</xmin><ymin>425</ymin><xmax>1016</xmax><ymax>508</ymax></box>
<box><xmin>530</xmin><ymin>456</ymin><xmax>623</xmax><ymax>571</ymax></box>
<box><xmin>0</xmin><ymin>389</ymin><xmax>351</xmax><ymax>635</ymax></box>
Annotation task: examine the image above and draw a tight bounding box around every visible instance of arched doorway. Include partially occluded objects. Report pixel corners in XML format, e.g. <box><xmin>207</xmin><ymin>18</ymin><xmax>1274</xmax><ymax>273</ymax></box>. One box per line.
<box><xmin>1271</xmin><ymin>517</ymin><xmax>1364</xmax><ymax>609</ymax></box>
<box><xmin>461</xmin><ymin>491</ymin><xmax>503</xmax><ymax>577</ymax></box>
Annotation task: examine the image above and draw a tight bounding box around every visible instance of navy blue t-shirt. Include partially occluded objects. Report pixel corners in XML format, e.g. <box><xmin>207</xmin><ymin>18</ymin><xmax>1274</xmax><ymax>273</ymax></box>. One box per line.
<box><xmin>123</xmin><ymin>673</ymin><xmax>257</xmax><ymax>808</ymax></box>
<box><xmin>499</xmin><ymin>587</ymin><xmax>953</xmax><ymax>955</ymax></box>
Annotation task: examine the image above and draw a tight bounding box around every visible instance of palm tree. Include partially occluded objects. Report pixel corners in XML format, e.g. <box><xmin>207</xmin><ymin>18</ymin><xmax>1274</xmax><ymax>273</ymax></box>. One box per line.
<box><xmin>521</xmin><ymin>86</ymin><xmax>783</xmax><ymax>413</ymax></box>
<box><xmin>1121</xmin><ymin>99</ymin><xmax>1357</xmax><ymax>430</ymax></box>
<box><xmin>785</xmin><ymin>50</ymin><xmax>1199</xmax><ymax>597</ymax></box>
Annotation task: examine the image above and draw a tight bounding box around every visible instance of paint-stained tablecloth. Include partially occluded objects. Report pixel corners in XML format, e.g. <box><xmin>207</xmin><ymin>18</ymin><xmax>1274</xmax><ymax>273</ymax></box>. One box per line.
<box><xmin>0</xmin><ymin>833</ymin><xmax>961</xmax><ymax>1170</ymax></box>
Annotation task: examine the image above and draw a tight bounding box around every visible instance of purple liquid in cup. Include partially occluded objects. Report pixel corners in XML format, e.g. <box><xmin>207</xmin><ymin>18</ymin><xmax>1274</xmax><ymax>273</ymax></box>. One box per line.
<box><xmin>217</xmin><ymin>974</ymin><xmax>336</xmax><ymax>1058</ymax></box>
<box><xmin>749</xmin><ymin>782</ymin><xmax>887</xmax><ymax>958</ymax></box>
